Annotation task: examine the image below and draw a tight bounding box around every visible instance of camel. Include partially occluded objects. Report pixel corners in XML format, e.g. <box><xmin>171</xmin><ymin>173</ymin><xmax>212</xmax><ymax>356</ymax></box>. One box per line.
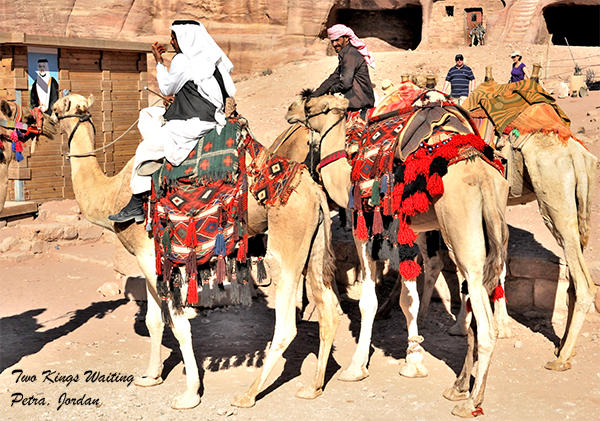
<box><xmin>51</xmin><ymin>94</ymin><xmax>341</xmax><ymax>410</ymax></box>
<box><xmin>0</xmin><ymin>101</ymin><xmax>56</xmax><ymax>212</ymax></box>
<box><xmin>287</xmin><ymin>93</ymin><xmax>509</xmax><ymax>417</ymax></box>
<box><xmin>452</xmin><ymin>83</ymin><xmax>597</xmax><ymax>371</ymax></box>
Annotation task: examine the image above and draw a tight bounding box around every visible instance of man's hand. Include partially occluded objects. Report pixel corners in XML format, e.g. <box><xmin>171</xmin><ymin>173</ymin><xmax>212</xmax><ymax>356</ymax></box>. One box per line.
<box><xmin>163</xmin><ymin>96</ymin><xmax>174</xmax><ymax>108</ymax></box>
<box><xmin>152</xmin><ymin>42</ymin><xmax>166</xmax><ymax>64</ymax></box>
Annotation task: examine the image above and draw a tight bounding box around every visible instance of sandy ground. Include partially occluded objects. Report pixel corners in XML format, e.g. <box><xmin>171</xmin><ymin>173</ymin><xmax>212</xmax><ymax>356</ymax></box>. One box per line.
<box><xmin>1</xmin><ymin>44</ymin><xmax>600</xmax><ymax>420</ymax></box>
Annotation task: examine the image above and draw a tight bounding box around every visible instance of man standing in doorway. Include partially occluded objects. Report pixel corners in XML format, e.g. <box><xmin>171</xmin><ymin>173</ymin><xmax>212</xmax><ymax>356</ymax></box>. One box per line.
<box><xmin>30</xmin><ymin>58</ymin><xmax>59</xmax><ymax>114</ymax></box>
<box><xmin>442</xmin><ymin>54</ymin><xmax>475</xmax><ymax>106</ymax></box>
<box><xmin>312</xmin><ymin>24</ymin><xmax>375</xmax><ymax>115</ymax></box>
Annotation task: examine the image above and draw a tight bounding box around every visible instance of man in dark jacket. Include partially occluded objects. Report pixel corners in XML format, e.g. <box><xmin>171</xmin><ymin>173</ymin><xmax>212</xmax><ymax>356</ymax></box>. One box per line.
<box><xmin>312</xmin><ymin>24</ymin><xmax>375</xmax><ymax>112</ymax></box>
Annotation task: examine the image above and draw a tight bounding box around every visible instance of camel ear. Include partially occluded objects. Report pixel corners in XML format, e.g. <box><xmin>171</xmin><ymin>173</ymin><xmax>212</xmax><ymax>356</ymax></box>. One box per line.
<box><xmin>87</xmin><ymin>94</ymin><xmax>95</xmax><ymax>109</ymax></box>
<box><xmin>64</xmin><ymin>98</ymin><xmax>72</xmax><ymax>113</ymax></box>
<box><xmin>1</xmin><ymin>100</ymin><xmax>13</xmax><ymax>118</ymax></box>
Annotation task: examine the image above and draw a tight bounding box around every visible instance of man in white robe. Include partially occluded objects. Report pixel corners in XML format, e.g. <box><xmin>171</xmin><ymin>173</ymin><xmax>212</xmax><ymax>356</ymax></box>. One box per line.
<box><xmin>109</xmin><ymin>20</ymin><xmax>236</xmax><ymax>223</ymax></box>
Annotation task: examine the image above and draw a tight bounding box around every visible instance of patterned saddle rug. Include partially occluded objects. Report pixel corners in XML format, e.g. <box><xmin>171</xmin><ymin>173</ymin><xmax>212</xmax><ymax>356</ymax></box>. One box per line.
<box><xmin>346</xmin><ymin>93</ymin><xmax>504</xmax><ymax>280</ymax></box>
<box><xmin>149</xmin><ymin>118</ymin><xmax>306</xmax><ymax>311</ymax></box>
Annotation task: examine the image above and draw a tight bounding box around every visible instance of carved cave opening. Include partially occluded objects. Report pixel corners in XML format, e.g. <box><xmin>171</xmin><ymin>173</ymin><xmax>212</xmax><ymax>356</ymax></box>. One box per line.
<box><xmin>328</xmin><ymin>7</ymin><xmax>423</xmax><ymax>50</ymax></box>
<box><xmin>543</xmin><ymin>4</ymin><xmax>600</xmax><ymax>46</ymax></box>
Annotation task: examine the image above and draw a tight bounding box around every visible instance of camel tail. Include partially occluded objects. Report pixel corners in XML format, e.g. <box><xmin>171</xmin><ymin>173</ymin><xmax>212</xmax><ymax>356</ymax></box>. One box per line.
<box><xmin>306</xmin><ymin>187</ymin><xmax>337</xmax><ymax>291</ymax></box>
<box><xmin>570</xmin><ymin>139</ymin><xmax>598</xmax><ymax>250</ymax></box>
<box><xmin>480</xmin><ymin>167</ymin><xmax>509</xmax><ymax>295</ymax></box>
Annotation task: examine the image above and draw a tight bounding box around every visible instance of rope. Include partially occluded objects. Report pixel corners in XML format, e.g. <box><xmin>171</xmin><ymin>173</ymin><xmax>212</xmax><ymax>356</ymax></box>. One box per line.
<box><xmin>67</xmin><ymin>97</ymin><xmax>162</xmax><ymax>158</ymax></box>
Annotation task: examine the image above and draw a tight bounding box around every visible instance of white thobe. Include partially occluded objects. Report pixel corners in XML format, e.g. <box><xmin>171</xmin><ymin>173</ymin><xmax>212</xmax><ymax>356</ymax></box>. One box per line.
<box><xmin>130</xmin><ymin>55</ymin><xmax>222</xmax><ymax>194</ymax></box>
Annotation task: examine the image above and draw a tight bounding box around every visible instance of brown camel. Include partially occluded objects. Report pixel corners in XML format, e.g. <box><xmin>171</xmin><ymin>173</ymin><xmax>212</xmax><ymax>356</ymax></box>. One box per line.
<box><xmin>0</xmin><ymin>101</ymin><xmax>56</xmax><ymax>212</ymax></box>
<box><xmin>287</xmin><ymin>93</ymin><xmax>509</xmax><ymax>417</ymax></box>
<box><xmin>51</xmin><ymin>94</ymin><xmax>341</xmax><ymax>410</ymax></box>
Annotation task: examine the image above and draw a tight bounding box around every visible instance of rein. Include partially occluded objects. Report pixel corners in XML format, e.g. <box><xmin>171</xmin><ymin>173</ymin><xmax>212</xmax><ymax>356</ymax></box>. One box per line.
<box><xmin>56</xmin><ymin>113</ymin><xmax>97</xmax><ymax>157</ymax></box>
<box><xmin>304</xmin><ymin>107</ymin><xmax>346</xmax><ymax>176</ymax></box>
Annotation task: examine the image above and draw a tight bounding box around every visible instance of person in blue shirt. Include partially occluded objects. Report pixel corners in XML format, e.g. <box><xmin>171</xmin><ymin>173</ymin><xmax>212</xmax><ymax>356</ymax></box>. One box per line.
<box><xmin>509</xmin><ymin>50</ymin><xmax>528</xmax><ymax>82</ymax></box>
<box><xmin>441</xmin><ymin>54</ymin><xmax>475</xmax><ymax>106</ymax></box>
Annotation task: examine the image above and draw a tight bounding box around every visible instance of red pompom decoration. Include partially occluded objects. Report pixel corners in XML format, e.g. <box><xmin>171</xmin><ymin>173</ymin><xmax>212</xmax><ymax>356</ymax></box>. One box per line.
<box><xmin>399</xmin><ymin>260</ymin><xmax>421</xmax><ymax>280</ymax></box>
<box><xmin>355</xmin><ymin>211</ymin><xmax>369</xmax><ymax>241</ymax></box>
<box><xmin>491</xmin><ymin>284</ymin><xmax>505</xmax><ymax>302</ymax></box>
<box><xmin>427</xmin><ymin>173</ymin><xmax>444</xmax><ymax>196</ymax></box>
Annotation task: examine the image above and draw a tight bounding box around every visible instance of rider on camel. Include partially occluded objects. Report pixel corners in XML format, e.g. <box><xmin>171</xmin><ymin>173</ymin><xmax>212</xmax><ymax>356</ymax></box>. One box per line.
<box><xmin>109</xmin><ymin>20</ymin><xmax>236</xmax><ymax>223</ymax></box>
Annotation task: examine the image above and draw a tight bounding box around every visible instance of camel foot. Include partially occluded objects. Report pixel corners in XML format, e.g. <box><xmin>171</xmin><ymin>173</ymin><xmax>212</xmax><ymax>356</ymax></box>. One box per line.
<box><xmin>337</xmin><ymin>366</ymin><xmax>369</xmax><ymax>382</ymax></box>
<box><xmin>231</xmin><ymin>393</ymin><xmax>256</xmax><ymax>408</ymax></box>
<box><xmin>296</xmin><ymin>384</ymin><xmax>323</xmax><ymax>400</ymax></box>
<box><xmin>134</xmin><ymin>374</ymin><xmax>163</xmax><ymax>387</ymax></box>
<box><xmin>451</xmin><ymin>400</ymin><xmax>483</xmax><ymax>418</ymax></box>
<box><xmin>553</xmin><ymin>347</ymin><xmax>576</xmax><ymax>359</ymax></box>
<box><xmin>544</xmin><ymin>358</ymin><xmax>572</xmax><ymax>371</ymax></box>
<box><xmin>448</xmin><ymin>322</ymin><xmax>468</xmax><ymax>336</ymax></box>
<box><xmin>497</xmin><ymin>325</ymin><xmax>512</xmax><ymax>339</ymax></box>
<box><xmin>443</xmin><ymin>386</ymin><xmax>470</xmax><ymax>402</ymax></box>
<box><xmin>399</xmin><ymin>360</ymin><xmax>428</xmax><ymax>378</ymax></box>
<box><xmin>171</xmin><ymin>390</ymin><xmax>200</xmax><ymax>410</ymax></box>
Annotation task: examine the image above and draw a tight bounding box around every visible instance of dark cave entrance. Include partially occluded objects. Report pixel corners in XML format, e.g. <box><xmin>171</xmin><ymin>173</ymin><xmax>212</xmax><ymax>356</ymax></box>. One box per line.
<box><xmin>326</xmin><ymin>7</ymin><xmax>423</xmax><ymax>50</ymax></box>
<box><xmin>543</xmin><ymin>4</ymin><xmax>600</xmax><ymax>46</ymax></box>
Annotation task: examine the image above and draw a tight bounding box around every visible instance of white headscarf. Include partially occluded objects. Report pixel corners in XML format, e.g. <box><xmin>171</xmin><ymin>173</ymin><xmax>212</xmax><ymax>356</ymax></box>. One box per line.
<box><xmin>171</xmin><ymin>21</ymin><xmax>236</xmax><ymax>125</ymax></box>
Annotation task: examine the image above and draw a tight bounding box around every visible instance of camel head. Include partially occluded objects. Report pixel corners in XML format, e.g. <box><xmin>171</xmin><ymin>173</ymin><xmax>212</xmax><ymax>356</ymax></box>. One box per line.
<box><xmin>0</xmin><ymin>99</ymin><xmax>57</xmax><ymax>143</ymax></box>
<box><xmin>52</xmin><ymin>93</ymin><xmax>95</xmax><ymax>123</ymax></box>
<box><xmin>286</xmin><ymin>90</ymin><xmax>348</xmax><ymax>133</ymax></box>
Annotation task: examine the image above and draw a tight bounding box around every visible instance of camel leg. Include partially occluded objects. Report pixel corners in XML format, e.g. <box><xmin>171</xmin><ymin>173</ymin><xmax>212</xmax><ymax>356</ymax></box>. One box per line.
<box><xmin>134</xmin><ymin>283</ymin><xmax>165</xmax><ymax>387</ymax></box>
<box><xmin>418</xmin><ymin>250</ymin><xmax>447</xmax><ymax>322</ymax></box>
<box><xmin>338</xmin><ymin>241</ymin><xmax>378</xmax><ymax>382</ymax></box>
<box><xmin>521</xmin><ymin>138</ymin><xmax>596</xmax><ymax>370</ymax></box>
<box><xmin>399</xmin><ymin>279</ymin><xmax>428</xmax><ymax>378</ymax></box>
<box><xmin>494</xmin><ymin>265</ymin><xmax>512</xmax><ymax>338</ymax></box>
<box><xmin>449</xmin><ymin>274</ymin><xmax>471</xmax><ymax>337</ymax></box>
<box><xmin>233</xmin><ymin>187</ymin><xmax>318</xmax><ymax>407</ymax></box>
<box><xmin>232</xmin><ymin>267</ymin><xmax>299</xmax><ymax>407</ymax></box>
<box><xmin>133</xmin><ymin>252</ymin><xmax>165</xmax><ymax>387</ymax></box>
<box><xmin>169</xmin><ymin>276</ymin><xmax>201</xmax><ymax>410</ymax></box>
<box><xmin>296</xmin><ymin>240</ymin><xmax>340</xmax><ymax>399</ymax></box>
<box><xmin>434</xmin><ymin>273</ymin><xmax>454</xmax><ymax>319</ymax></box>
<box><xmin>443</xmin><ymin>323</ymin><xmax>475</xmax><ymax>402</ymax></box>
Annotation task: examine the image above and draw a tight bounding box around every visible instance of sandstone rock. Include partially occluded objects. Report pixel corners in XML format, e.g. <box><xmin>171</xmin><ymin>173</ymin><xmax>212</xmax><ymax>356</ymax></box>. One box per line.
<box><xmin>61</xmin><ymin>226</ymin><xmax>78</xmax><ymax>241</ymax></box>
<box><xmin>37</xmin><ymin>223</ymin><xmax>65</xmax><ymax>242</ymax></box>
<box><xmin>78</xmin><ymin>225</ymin><xmax>103</xmax><ymax>242</ymax></box>
<box><xmin>505</xmin><ymin>278</ymin><xmax>534</xmax><ymax>309</ymax></box>
<box><xmin>97</xmin><ymin>282</ymin><xmax>122</xmax><ymax>297</ymax></box>
<box><xmin>0</xmin><ymin>220</ymin><xmax>7</xmax><ymax>228</ymax></box>
<box><xmin>0</xmin><ymin>236</ymin><xmax>17</xmax><ymax>253</ymax></box>
<box><xmin>508</xmin><ymin>255</ymin><xmax>562</xmax><ymax>280</ymax></box>
<box><xmin>30</xmin><ymin>240</ymin><xmax>45</xmax><ymax>254</ymax></box>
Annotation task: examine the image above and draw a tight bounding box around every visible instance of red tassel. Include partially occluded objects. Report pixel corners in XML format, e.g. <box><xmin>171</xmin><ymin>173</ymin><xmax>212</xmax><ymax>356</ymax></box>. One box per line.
<box><xmin>491</xmin><ymin>285</ymin><xmax>505</xmax><ymax>302</ymax></box>
<box><xmin>397</xmin><ymin>217</ymin><xmax>417</xmax><ymax>245</ymax></box>
<box><xmin>216</xmin><ymin>256</ymin><xmax>226</xmax><ymax>284</ymax></box>
<box><xmin>383</xmin><ymin>192</ymin><xmax>392</xmax><ymax>216</ymax></box>
<box><xmin>237</xmin><ymin>237</ymin><xmax>246</xmax><ymax>263</ymax></box>
<box><xmin>466</xmin><ymin>298</ymin><xmax>472</xmax><ymax>313</ymax></box>
<box><xmin>427</xmin><ymin>173</ymin><xmax>444</xmax><ymax>196</ymax></box>
<box><xmin>355</xmin><ymin>211</ymin><xmax>369</xmax><ymax>241</ymax></box>
<box><xmin>402</xmin><ymin>191</ymin><xmax>430</xmax><ymax>216</ymax></box>
<box><xmin>391</xmin><ymin>183</ymin><xmax>404</xmax><ymax>215</ymax></box>
<box><xmin>398</xmin><ymin>260</ymin><xmax>421</xmax><ymax>280</ymax></box>
<box><xmin>372</xmin><ymin>206</ymin><xmax>383</xmax><ymax>235</ymax></box>
<box><xmin>185</xmin><ymin>217</ymin><xmax>197</xmax><ymax>247</ymax></box>
<box><xmin>187</xmin><ymin>272</ymin><xmax>198</xmax><ymax>304</ymax></box>
<box><xmin>155</xmin><ymin>250</ymin><xmax>162</xmax><ymax>275</ymax></box>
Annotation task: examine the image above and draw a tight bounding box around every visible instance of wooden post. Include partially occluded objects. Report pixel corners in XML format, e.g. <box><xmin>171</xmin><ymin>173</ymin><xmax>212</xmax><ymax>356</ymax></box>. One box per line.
<box><xmin>485</xmin><ymin>66</ymin><xmax>494</xmax><ymax>82</ymax></box>
<box><xmin>531</xmin><ymin>64</ymin><xmax>542</xmax><ymax>82</ymax></box>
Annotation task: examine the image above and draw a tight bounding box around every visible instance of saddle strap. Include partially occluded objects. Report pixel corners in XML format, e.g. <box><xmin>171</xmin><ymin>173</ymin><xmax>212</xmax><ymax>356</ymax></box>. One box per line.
<box><xmin>318</xmin><ymin>150</ymin><xmax>348</xmax><ymax>172</ymax></box>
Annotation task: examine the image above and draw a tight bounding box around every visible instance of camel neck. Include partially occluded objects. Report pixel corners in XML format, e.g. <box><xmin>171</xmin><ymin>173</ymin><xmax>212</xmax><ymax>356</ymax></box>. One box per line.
<box><xmin>316</xmin><ymin>114</ymin><xmax>352</xmax><ymax>209</ymax></box>
<box><xmin>63</xmin><ymin>120</ymin><xmax>121</xmax><ymax>230</ymax></box>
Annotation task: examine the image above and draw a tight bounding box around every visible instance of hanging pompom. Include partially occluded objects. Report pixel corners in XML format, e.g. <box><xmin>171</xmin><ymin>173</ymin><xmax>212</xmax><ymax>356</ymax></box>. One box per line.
<box><xmin>491</xmin><ymin>284</ymin><xmax>505</xmax><ymax>302</ymax></box>
<box><xmin>398</xmin><ymin>259</ymin><xmax>421</xmax><ymax>280</ymax></box>
<box><xmin>391</xmin><ymin>182</ymin><xmax>404</xmax><ymax>214</ymax></box>
<box><xmin>372</xmin><ymin>206</ymin><xmax>383</xmax><ymax>235</ymax></box>
<box><xmin>236</xmin><ymin>237</ymin><xmax>247</xmax><ymax>263</ymax></box>
<box><xmin>397</xmin><ymin>217</ymin><xmax>417</xmax><ymax>245</ymax></box>
<box><xmin>355</xmin><ymin>211</ymin><xmax>369</xmax><ymax>241</ymax></box>
<box><xmin>427</xmin><ymin>173</ymin><xmax>444</xmax><ymax>196</ymax></box>
<box><xmin>370</xmin><ymin>178</ymin><xmax>380</xmax><ymax>206</ymax></box>
<box><xmin>402</xmin><ymin>191</ymin><xmax>430</xmax><ymax>216</ymax></box>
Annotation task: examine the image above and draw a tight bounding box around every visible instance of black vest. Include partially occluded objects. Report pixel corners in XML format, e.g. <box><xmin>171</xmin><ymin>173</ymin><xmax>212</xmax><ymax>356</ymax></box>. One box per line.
<box><xmin>163</xmin><ymin>68</ymin><xmax>229</xmax><ymax>122</ymax></box>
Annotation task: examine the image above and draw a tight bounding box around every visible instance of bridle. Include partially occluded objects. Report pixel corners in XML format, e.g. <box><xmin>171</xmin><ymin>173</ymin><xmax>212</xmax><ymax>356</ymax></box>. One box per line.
<box><xmin>55</xmin><ymin>112</ymin><xmax>97</xmax><ymax>157</ymax></box>
<box><xmin>301</xmin><ymin>103</ymin><xmax>347</xmax><ymax>178</ymax></box>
